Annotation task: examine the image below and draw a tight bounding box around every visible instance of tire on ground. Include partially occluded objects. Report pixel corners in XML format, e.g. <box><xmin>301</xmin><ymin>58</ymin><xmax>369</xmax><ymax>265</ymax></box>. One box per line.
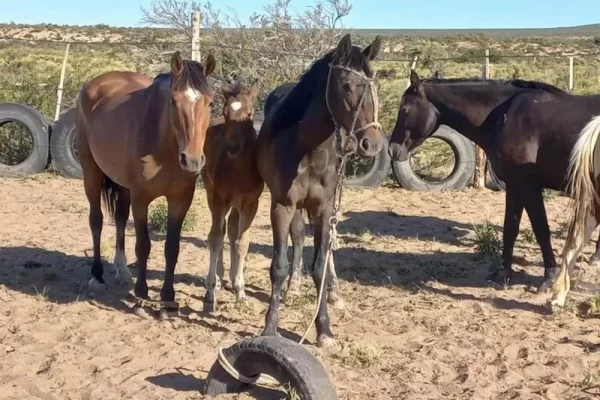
<box><xmin>50</xmin><ymin>107</ymin><xmax>82</xmax><ymax>179</ymax></box>
<box><xmin>344</xmin><ymin>130</ymin><xmax>391</xmax><ymax>188</ymax></box>
<box><xmin>203</xmin><ymin>336</ymin><xmax>338</xmax><ymax>399</ymax></box>
<box><xmin>0</xmin><ymin>103</ymin><xmax>50</xmax><ymax>177</ymax></box>
<box><xmin>391</xmin><ymin>125</ymin><xmax>476</xmax><ymax>191</ymax></box>
<box><xmin>486</xmin><ymin>159</ymin><xmax>506</xmax><ymax>191</ymax></box>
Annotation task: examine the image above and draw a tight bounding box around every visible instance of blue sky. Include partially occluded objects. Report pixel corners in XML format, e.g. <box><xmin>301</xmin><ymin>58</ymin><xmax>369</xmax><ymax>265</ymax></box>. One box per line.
<box><xmin>2</xmin><ymin>0</ymin><xmax>599</xmax><ymax>29</ymax></box>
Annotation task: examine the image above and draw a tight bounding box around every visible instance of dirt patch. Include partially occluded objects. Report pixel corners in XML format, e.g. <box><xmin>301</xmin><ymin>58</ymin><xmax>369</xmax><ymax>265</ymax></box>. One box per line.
<box><xmin>1</xmin><ymin>174</ymin><xmax>600</xmax><ymax>400</ymax></box>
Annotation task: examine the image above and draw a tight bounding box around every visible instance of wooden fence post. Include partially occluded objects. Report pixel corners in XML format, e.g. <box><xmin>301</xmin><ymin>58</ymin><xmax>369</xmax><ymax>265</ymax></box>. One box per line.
<box><xmin>568</xmin><ymin>56</ymin><xmax>574</xmax><ymax>91</ymax></box>
<box><xmin>54</xmin><ymin>42</ymin><xmax>70</xmax><ymax>121</ymax></box>
<box><xmin>405</xmin><ymin>55</ymin><xmax>418</xmax><ymax>88</ymax></box>
<box><xmin>473</xmin><ymin>49</ymin><xmax>490</xmax><ymax>189</ymax></box>
<box><xmin>191</xmin><ymin>10</ymin><xmax>201</xmax><ymax>61</ymax></box>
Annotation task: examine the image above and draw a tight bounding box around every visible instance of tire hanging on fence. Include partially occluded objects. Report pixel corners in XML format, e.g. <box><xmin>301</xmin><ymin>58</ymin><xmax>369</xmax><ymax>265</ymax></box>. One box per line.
<box><xmin>203</xmin><ymin>336</ymin><xmax>338</xmax><ymax>399</ymax></box>
<box><xmin>391</xmin><ymin>125</ymin><xmax>476</xmax><ymax>191</ymax></box>
<box><xmin>0</xmin><ymin>103</ymin><xmax>51</xmax><ymax>177</ymax></box>
<box><xmin>50</xmin><ymin>107</ymin><xmax>83</xmax><ymax>179</ymax></box>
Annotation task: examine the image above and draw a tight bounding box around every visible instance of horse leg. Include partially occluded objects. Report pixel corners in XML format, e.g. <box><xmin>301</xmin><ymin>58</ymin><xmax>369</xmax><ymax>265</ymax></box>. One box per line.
<box><xmin>522</xmin><ymin>185</ymin><xmax>559</xmax><ymax>280</ymax></box>
<box><xmin>204</xmin><ymin>199</ymin><xmax>227</xmax><ymax>313</ymax></box>
<box><xmin>326</xmin><ymin>256</ymin><xmax>345</xmax><ymax>310</ymax></box>
<box><xmin>588</xmin><ymin>229</ymin><xmax>600</xmax><ymax>266</ymax></box>
<box><xmin>262</xmin><ymin>202</ymin><xmax>295</xmax><ymax>338</ymax></box>
<box><xmin>542</xmin><ymin>212</ymin><xmax>598</xmax><ymax>307</ymax></box>
<box><xmin>284</xmin><ymin>209</ymin><xmax>305</xmax><ymax>303</ymax></box>
<box><xmin>309</xmin><ymin>203</ymin><xmax>335</xmax><ymax>348</ymax></box>
<box><xmin>230</xmin><ymin>200</ymin><xmax>259</xmax><ymax>302</ymax></box>
<box><xmin>131</xmin><ymin>194</ymin><xmax>151</xmax><ymax>317</ymax></box>
<box><xmin>492</xmin><ymin>184</ymin><xmax>524</xmax><ymax>284</ymax></box>
<box><xmin>80</xmin><ymin>149</ymin><xmax>105</xmax><ymax>287</ymax></box>
<box><xmin>113</xmin><ymin>188</ymin><xmax>133</xmax><ymax>288</ymax></box>
<box><xmin>159</xmin><ymin>190</ymin><xmax>195</xmax><ymax>320</ymax></box>
<box><xmin>217</xmin><ymin>219</ymin><xmax>226</xmax><ymax>291</ymax></box>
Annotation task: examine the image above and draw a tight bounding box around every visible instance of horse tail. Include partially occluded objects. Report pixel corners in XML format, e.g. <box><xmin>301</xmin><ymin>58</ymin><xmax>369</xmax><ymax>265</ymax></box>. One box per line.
<box><xmin>563</xmin><ymin>115</ymin><xmax>600</xmax><ymax>255</ymax></box>
<box><xmin>101</xmin><ymin>175</ymin><xmax>121</xmax><ymax>220</ymax></box>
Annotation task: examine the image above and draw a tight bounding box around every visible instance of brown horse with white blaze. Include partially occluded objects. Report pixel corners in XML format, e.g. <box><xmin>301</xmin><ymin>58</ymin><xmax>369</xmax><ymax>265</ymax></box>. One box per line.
<box><xmin>201</xmin><ymin>79</ymin><xmax>264</xmax><ymax>312</ymax></box>
<box><xmin>76</xmin><ymin>51</ymin><xmax>216</xmax><ymax>319</ymax></box>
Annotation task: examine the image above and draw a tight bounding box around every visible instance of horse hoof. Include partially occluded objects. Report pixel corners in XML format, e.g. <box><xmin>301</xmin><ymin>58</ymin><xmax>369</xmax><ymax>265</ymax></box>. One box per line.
<box><xmin>537</xmin><ymin>279</ymin><xmax>554</xmax><ymax>294</ymax></box>
<box><xmin>317</xmin><ymin>335</ymin><xmax>336</xmax><ymax>349</ymax></box>
<box><xmin>236</xmin><ymin>293</ymin><xmax>248</xmax><ymax>303</ymax></box>
<box><xmin>203</xmin><ymin>301</ymin><xmax>216</xmax><ymax>314</ymax></box>
<box><xmin>486</xmin><ymin>269</ymin><xmax>511</xmax><ymax>286</ymax></box>
<box><xmin>88</xmin><ymin>277</ymin><xmax>106</xmax><ymax>293</ymax></box>
<box><xmin>133</xmin><ymin>306</ymin><xmax>151</xmax><ymax>319</ymax></box>
<box><xmin>328</xmin><ymin>296</ymin><xmax>345</xmax><ymax>311</ymax></box>
<box><xmin>260</xmin><ymin>329</ymin><xmax>281</xmax><ymax>338</ymax></box>
<box><xmin>159</xmin><ymin>308</ymin><xmax>179</xmax><ymax>321</ymax></box>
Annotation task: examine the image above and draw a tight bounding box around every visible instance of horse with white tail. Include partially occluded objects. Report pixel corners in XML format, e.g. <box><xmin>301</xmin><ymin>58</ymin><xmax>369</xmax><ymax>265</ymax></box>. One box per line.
<box><xmin>541</xmin><ymin>115</ymin><xmax>600</xmax><ymax>307</ymax></box>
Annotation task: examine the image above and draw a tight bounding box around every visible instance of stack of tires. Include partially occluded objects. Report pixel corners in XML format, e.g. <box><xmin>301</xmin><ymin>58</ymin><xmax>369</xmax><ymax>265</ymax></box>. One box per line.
<box><xmin>0</xmin><ymin>103</ymin><xmax>52</xmax><ymax>177</ymax></box>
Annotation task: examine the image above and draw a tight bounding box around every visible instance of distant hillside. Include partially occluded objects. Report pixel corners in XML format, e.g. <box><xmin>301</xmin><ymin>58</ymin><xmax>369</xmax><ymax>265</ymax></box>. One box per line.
<box><xmin>1</xmin><ymin>23</ymin><xmax>600</xmax><ymax>43</ymax></box>
<box><xmin>347</xmin><ymin>24</ymin><xmax>600</xmax><ymax>38</ymax></box>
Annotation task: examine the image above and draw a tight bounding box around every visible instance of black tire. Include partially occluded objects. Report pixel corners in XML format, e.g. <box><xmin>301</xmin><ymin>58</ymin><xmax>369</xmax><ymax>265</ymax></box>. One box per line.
<box><xmin>391</xmin><ymin>125</ymin><xmax>475</xmax><ymax>191</ymax></box>
<box><xmin>486</xmin><ymin>159</ymin><xmax>506</xmax><ymax>191</ymax></box>
<box><xmin>203</xmin><ymin>336</ymin><xmax>338</xmax><ymax>399</ymax></box>
<box><xmin>344</xmin><ymin>130</ymin><xmax>391</xmax><ymax>188</ymax></box>
<box><xmin>0</xmin><ymin>103</ymin><xmax>50</xmax><ymax>177</ymax></box>
<box><xmin>50</xmin><ymin>107</ymin><xmax>82</xmax><ymax>179</ymax></box>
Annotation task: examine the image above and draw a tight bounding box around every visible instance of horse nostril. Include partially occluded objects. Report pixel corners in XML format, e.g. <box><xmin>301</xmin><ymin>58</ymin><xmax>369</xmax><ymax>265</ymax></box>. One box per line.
<box><xmin>179</xmin><ymin>152</ymin><xmax>188</xmax><ymax>168</ymax></box>
<box><xmin>360</xmin><ymin>137</ymin><xmax>370</xmax><ymax>151</ymax></box>
<box><xmin>199</xmin><ymin>154</ymin><xmax>206</xmax><ymax>168</ymax></box>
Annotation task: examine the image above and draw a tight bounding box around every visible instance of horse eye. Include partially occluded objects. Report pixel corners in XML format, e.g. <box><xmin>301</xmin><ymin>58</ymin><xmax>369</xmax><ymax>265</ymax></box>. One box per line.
<box><xmin>342</xmin><ymin>82</ymin><xmax>351</xmax><ymax>92</ymax></box>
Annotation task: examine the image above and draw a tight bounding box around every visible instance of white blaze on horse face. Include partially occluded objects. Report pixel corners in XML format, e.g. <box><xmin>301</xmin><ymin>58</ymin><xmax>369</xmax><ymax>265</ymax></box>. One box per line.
<box><xmin>185</xmin><ymin>87</ymin><xmax>201</xmax><ymax>103</ymax></box>
<box><xmin>230</xmin><ymin>101</ymin><xmax>242</xmax><ymax>111</ymax></box>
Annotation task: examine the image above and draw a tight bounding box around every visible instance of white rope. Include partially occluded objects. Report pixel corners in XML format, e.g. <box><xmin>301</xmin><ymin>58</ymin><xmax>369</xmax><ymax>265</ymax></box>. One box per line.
<box><xmin>216</xmin><ymin>347</ymin><xmax>280</xmax><ymax>387</ymax></box>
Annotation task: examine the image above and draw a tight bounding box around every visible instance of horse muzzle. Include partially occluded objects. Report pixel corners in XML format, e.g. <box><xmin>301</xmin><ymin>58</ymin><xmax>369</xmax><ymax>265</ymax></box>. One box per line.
<box><xmin>179</xmin><ymin>152</ymin><xmax>206</xmax><ymax>173</ymax></box>
<box><xmin>388</xmin><ymin>142</ymin><xmax>409</xmax><ymax>162</ymax></box>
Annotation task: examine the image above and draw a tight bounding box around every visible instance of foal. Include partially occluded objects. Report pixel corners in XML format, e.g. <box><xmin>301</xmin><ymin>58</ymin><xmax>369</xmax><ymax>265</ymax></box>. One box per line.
<box><xmin>76</xmin><ymin>51</ymin><xmax>215</xmax><ymax>319</ymax></box>
<box><xmin>201</xmin><ymin>80</ymin><xmax>264</xmax><ymax>312</ymax></box>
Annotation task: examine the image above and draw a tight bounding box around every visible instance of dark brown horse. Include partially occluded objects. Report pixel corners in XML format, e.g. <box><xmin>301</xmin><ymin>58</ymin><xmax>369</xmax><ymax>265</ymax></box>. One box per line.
<box><xmin>76</xmin><ymin>51</ymin><xmax>216</xmax><ymax>319</ymax></box>
<box><xmin>388</xmin><ymin>70</ymin><xmax>600</xmax><ymax>290</ymax></box>
<box><xmin>257</xmin><ymin>34</ymin><xmax>383</xmax><ymax>347</ymax></box>
<box><xmin>201</xmin><ymin>79</ymin><xmax>264</xmax><ymax>312</ymax></box>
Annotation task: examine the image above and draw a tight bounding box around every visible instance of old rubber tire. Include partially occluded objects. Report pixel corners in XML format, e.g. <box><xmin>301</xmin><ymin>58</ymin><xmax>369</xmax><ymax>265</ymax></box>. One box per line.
<box><xmin>344</xmin><ymin>130</ymin><xmax>391</xmax><ymax>188</ymax></box>
<box><xmin>391</xmin><ymin>125</ymin><xmax>475</xmax><ymax>191</ymax></box>
<box><xmin>0</xmin><ymin>103</ymin><xmax>50</xmax><ymax>177</ymax></box>
<box><xmin>203</xmin><ymin>336</ymin><xmax>337</xmax><ymax>399</ymax></box>
<box><xmin>486</xmin><ymin>159</ymin><xmax>506</xmax><ymax>191</ymax></box>
<box><xmin>50</xmin><ymin>107</ymin><xmax>82</xmax><ymax>179</ymax></box>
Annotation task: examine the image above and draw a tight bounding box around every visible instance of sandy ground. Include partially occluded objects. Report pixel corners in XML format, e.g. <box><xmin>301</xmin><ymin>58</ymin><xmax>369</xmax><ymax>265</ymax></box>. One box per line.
<box><xmin>1</xmin><ymin>174</ymin><xmax>600</xmax><ymax>400</ymax></box>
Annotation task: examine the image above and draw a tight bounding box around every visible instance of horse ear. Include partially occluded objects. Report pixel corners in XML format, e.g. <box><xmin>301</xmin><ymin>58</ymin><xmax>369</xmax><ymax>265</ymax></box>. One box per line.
<box><xmin>410</xmin><ymin>69</ymin><xmax>421</xmax><ymax>88</ymax></box>
<box><xmin>170</xmin><ymin>51</ymin><xmax>184</xmax><ymax>77</ymax></box>
<box><xmin>203</xmin><ymin>54</ymin><xmax>216</xmax><ymax>77</ymax></box>
<box><xmin>248</xmin><ymin>79</ymin><xmax>260</xmax><ymax>98</ymax></box>
<box><xmin>336</xmin><ymin>34</ymin><xmax>352</xmax><ymax>58</ymax></box>
<box><xmin>362</xmin><ymin>36</ymin><xmax>381</xmax><ymax>61</ymax></box>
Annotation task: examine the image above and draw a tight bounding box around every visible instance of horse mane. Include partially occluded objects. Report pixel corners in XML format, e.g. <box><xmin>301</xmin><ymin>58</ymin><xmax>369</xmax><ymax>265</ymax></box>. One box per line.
<box><xmin>269</xmin><ymin>45</ymin><xmax>374</xmax><ymax>134</ymax></box>
<box><xmin>153</xmin><ymin>60</ymin><xmax>213</xmax><ymax>96</ymax></box>
<box><xmin>422</xmin><ymin>77</ymin><xmax>566</xmax><ymax>95</ymax></box>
